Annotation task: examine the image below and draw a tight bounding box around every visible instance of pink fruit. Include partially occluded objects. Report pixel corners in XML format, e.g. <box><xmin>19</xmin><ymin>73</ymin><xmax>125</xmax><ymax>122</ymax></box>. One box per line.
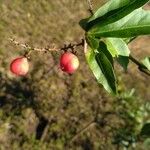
<box><xmin>10</xmin><ymin>57</ymin><xmax>29</xmax><ymax>76</ymax></box>
<box><xmin>60</xmin><ymin>52</ymin><xmax>79</xmax><ymax>74</ymax></box>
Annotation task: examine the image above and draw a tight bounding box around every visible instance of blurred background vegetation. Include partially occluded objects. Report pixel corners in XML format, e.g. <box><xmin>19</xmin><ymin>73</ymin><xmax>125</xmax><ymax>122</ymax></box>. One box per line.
<box><xmin>0</xmin><ymin>0</ymin><xmax>150</xmax><ymax>149</ymax></box>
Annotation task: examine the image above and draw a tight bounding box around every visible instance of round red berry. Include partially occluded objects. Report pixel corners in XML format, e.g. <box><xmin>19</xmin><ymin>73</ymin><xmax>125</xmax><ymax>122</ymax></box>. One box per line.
<box><xmin>60</xmin><ymin>52</ymin><xmax>79</xmax><ymax>74</ymax></box>
<box><xmin>10</xmin><ymin>57</ymin><xmax>29</xmax><ymax>76</ymax></box>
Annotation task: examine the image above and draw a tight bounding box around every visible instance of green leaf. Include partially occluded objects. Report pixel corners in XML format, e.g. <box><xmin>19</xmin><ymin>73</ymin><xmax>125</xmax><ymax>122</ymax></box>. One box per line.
<box><xmin>85</xmin><ymin>41</ymin><xmax>117</xmax><ymax>94</ymax></box>
<box><xmin>117</xmin><ymin>56</ymin><xmax>129</xmax><ymax>71</ymax></box>
<box><xmin>105</xmin><ymin>38</ymin><xmax>130</xmax><ymax>70</ymax></box>
<box><xmin>105</xmin><ymin>38</ymin><xmax>130</xmax><ymax>57</ymax></box>
<box><xmin>89</xmin><ymin>0</ymin><xmax>130</xmax><ymax>22</ymax></box>
<box><xmin>98</xmin><ymin>41</ymin><xmax>114</xmax><ymax>66</ymax></box>
<box><xmin>85</xmin><ymin>48</ymin><xmax>110</xmax><ymax>92</ymax></box>
<box><xmin>79</xmin><ymin>18</ymin><xmax>89</xmax><ymax>31</ymax></box>
<box><xmin>87</xmin><ymin>0</ymin><xmax>150</xmax><ymax>30</ymax></box>
<box><xmin>89</xmin><ymin>8</ymin><xmax>150</xmax><ymax>38</ymax></box>
<box><xmin>96</xmin><ymin>42</ymin><xmax>116</xmax><ymax>92</ymax></box>
<box><xmin>86</xmin><ymin>35</ymin><xmax>99</xmax><ymax>50</ymax></box>
<box><xmin>140</xmin><ymin>123</ymin><xmax>150</xmax><ymax>137</ymax></box>
<box><xmin>141</xmin><ymin>57</ymin><xmax>150</xmax><ymax>71</ymax></box>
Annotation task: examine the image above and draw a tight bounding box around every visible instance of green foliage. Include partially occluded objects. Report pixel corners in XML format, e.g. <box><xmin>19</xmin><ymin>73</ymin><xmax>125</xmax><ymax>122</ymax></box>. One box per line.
<box><xmin>105</xmin><ymin>38</ymin><xmax>130</xmax><ymax>57</ymax></box>
<box><xmin>87</xmin><ymin>0</ymin><xmax>150</xmax><ymax>30</ymax></box>
<box><xmin>89</xmin><ymin>8</ymin><xmax>150</xmax><ymax>38</ymax></box>
<box><xmin>96</xmin><ymin>42</ymin><xmax>117</xmax><ymax>94</ymax></box>
<box><xmin>86</xmin><ymin>35</ymin><xmax>99</xmax><ymax>49</ymax></box>
<box><xmin>81</xmin><ymin>0</ymin><xmax>150</xmax><ymax>94</ymax></box>
<box><xmin>105</xmin><ymin>38</ymin><xmax>130</xmax><ymax>71</ymax></box>
<box><xmin>85</xmin><ymin>41</ymin><xmax>117</xmax><ymax>94</ymax></box>
<box><xmin>112</xmin><ymin>89</ymin><xmax>150</xmax><ymax>148</ymax></box>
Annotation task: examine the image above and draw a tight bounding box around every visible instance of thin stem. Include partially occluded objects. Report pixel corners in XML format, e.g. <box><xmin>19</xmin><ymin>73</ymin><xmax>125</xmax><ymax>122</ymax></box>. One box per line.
<box><xmin>9</xmin><ymin>38</ymin><xmax>84</xmax><ymax>57</ymax></box>
<box><xmin>87</xmin><ymin>0</ymin><xmax>94</xmax><ymax>15</ymax></box>
<box><xmin>9</xmin><ymin>38</ymin><xmax>58</xmax><ymax>52</ymax></box>
<box><xmin>69</xmin><ymin>120</ymin><xmax>96</xmax><ymax>144</ymax></box>
<box><xmin>127</xmin><ymin>37</ymin><xmax>137</xmax><ymax>44</ymax></box>
<box><xmin>60</xmin><ymin>39</ymin><xmax>84</xmax><ymax>51</ymax></box>
<box><xmin>129</xmin><ymin>55</ymin><xmax>150</xmax><ymax>76</ymax></box>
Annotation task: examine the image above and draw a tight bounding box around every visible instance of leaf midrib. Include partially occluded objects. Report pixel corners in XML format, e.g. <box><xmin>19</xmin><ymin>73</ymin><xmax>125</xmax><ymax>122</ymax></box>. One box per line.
<box><xmin>87</xmin><ymin>0</ymin><xmax>149</xmax><ymax>30</ymax></box>
<box><xmin>89</xmin><ymin>24</ymin><xmax>150</xmax><ymax>36</ymax></box>
<box><xmin>95</xmin><ymin>52</ymin><xmax>116</xmax><ymax>93</ymax></box>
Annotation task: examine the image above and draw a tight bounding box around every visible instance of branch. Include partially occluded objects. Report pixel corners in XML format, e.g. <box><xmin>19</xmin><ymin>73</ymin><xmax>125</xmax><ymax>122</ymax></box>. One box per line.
<box><xmin>69</xmin><ymin>120</ymin><xmax>96</xmax><ymax>144</ymax></box>
<box><xmin>129</xmin><ymin>55</ymin><xmax>150</xmax><ymax>76</ymax></box>
<box><xmin>9</xmin><ymin>38</ymin><xmax>84</xmax><ymax>57</ymax></box>
<box><xmin>87</xmin><ymin>0</ymin><xmax>94</xmax><ymax>15</ymax></box>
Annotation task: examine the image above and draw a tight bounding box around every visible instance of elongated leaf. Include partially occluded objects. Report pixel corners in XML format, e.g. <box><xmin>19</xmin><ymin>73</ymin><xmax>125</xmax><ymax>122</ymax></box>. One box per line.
<box><xmin>96</xmin><ymin>43</ymin><xmax>116</xmax><ymax>92</ymax></box>
<box><xmin>117</xmin><ymin>56</ymin><xmax>129</xmax><ymax>71</ymax></box>
<box><xmin>105</xmin><ymin>38</ymin><xmax>130</xmax><ymax>57</ymax></box>
<box><xmin>87</xmin><ymin>0</ymin><xmax>149</xmax><ymax>30</ymax></box>
<box><xmin>89</xmin><ymin>9</ymin><xmax>150</xmax><ymax>38</ymax></box>
<box><xmin>86</xmin><ymin>48</ymin><xmax>111</xmax><ymax>93</ymax></box>
<box><xmin>85</xmin><ymin>41</ymin><xmax>117</xmax><ymax>94</ymax></box>
<box><xmin>79</xmin><ymin>18</ymin><xmax>89</xmax><ymax>31</ymax></box>
<box><xmin>105</xmin><ymin>38</ymin><xmax>130</xmax><ymax>70</ymax></box>
<box><xmin>141</xmin><ymin>57</ymin><xmax>150</xmax><ymax>71</ymax></box>
<box><xmin>98</xmin><ymin>41</ymin><xmax>114</xmax><ymax>66</ymax></box>
<box><xmin>89</xmin><ymin>0</ymin><xmax>130</xmax><ymax>22</ymax></box>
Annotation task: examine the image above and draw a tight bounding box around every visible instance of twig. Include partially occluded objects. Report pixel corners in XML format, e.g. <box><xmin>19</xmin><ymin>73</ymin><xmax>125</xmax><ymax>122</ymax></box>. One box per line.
<box><xmin>69</xmin><ymin>120</ymin><xmax>96</xmax><ymax>144</ymax></box>
<box><xmin>60</xmin><ymin>39</ymin><xmax>84</xmax><ymax>52</ymax></box>
<box><xmin>40</xmin><ymin>116</ymin><xmax>57</xmax><ymax>142</ymax></box>
<box><xmin>9</xmin><ymin>38</ymin><xmax>84</xmax><ymax>57</ymax></box>
<box><xmin>69</xmin><ymin>111</ymin><xmax>116</xmax><ymax>145</ymax></box>
<box><xmin>87</xmin><ymin>0</ymin><xmax>94</xmax><ymax>15</ymax></box>
<box><xmin>40</xmin><ymin>123</ymin><xmax>49</xmax><ymax>142</ymax></box>
<box><xmin>129</xmin><ymin>55</ymin><xmax>150</xmax><ymax>76</ymax></box>
<box><xmin>127</xmin><ymin>37</ymin><xmax>137</xmax><ymax>44</ymax></box>
<box><xmin>9</xmin><ymin>38</ymin><xmax>58</xmax><ymax>52</ymax></box>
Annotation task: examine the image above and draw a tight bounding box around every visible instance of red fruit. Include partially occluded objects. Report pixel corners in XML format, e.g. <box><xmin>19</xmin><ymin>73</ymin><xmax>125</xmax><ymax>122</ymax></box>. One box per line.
<box><xmin>10</xmin><ymin>57</ymin><xmax>29</xmax><ymax>76</ymax></box>
<box><xmin>60</xmin><ymin>52</ymin><xmax>79</xmax><ymax>74</ymax></box>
